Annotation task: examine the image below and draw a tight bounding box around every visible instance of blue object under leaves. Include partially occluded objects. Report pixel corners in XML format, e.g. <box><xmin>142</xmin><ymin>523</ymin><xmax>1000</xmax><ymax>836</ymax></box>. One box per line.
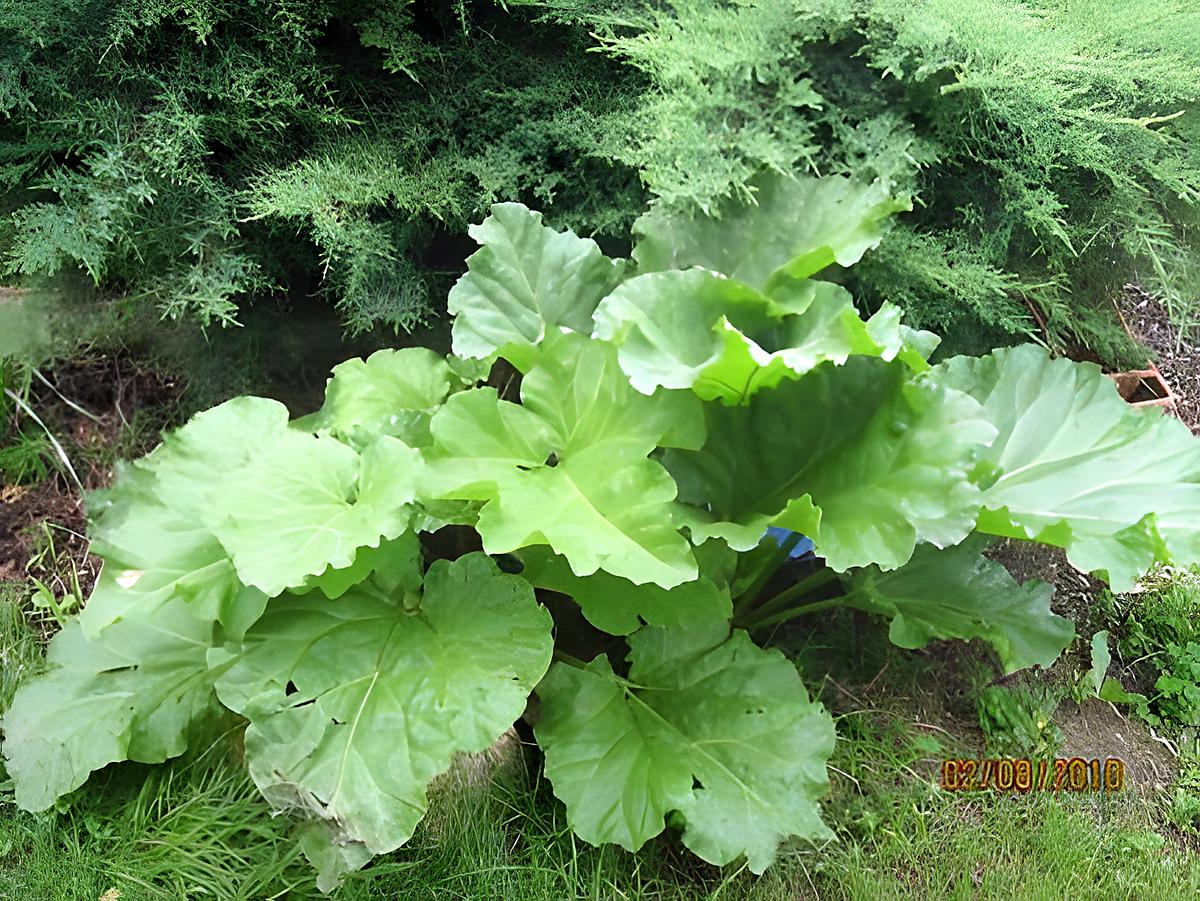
<box><xmin>765</xmin><ymin>527</ymin><xmax>815</xmax><ymax>559</ymax></box>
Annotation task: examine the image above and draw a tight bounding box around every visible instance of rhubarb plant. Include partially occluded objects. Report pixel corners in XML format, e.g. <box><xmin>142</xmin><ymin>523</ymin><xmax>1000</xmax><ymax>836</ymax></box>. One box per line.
<box><xmin>6</xmin><ymin>174</ymin><xmax>1200</xmax><ymax>890</ymax></box>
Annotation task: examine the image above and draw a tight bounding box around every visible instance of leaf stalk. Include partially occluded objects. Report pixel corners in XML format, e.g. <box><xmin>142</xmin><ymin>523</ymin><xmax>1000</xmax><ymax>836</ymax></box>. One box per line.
<box><xmin>735</xmin><ymin>566</ymin><xmax>841</xmax><ymax>629</ymax></box>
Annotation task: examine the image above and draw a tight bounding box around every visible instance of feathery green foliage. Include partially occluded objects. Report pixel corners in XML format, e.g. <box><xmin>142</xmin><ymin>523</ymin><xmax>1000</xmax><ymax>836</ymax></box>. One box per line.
<box><xmin>2</xmin><ymin>0</ymin><xmax>1199</xmax><ymax>357</ymax></box>
<box><xmin>0</xmin><ymin>0</ymin><xmax>641</xmax><ymax>332</ymax></box>
<box><xmin>542</xmin><ymin>0</ymin><xmax>1200</xmax><ymax>357</ymax></box>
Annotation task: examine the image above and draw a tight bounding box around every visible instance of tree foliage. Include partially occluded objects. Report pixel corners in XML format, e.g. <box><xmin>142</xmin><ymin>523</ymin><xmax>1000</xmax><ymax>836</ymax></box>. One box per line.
<box><xmin>0</xmin><ymin>0</ymin><xmax>641</xmax><ymax>331</ymax></box>
<box><xmin>554</xmin><ymin>0</ymin><xmax>1200</xmax><ymax>357</ymax></box>
<box><xmin>2</xmin><ymin>1</ymin><xmax>1199</xmax><ymax>357</ymax></box>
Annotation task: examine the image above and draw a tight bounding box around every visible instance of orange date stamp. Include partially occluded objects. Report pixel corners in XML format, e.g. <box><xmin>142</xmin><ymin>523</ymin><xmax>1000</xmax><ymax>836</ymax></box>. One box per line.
<box><xmin>940</xmin><ymin>757</ymin><xmax>1125</xmax><ymax>792</ymax></box>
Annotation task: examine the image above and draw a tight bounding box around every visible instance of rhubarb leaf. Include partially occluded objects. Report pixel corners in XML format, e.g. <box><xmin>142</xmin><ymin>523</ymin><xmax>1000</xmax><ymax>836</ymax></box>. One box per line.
<box><xmin>593</xmin><ymin>268</ymin><xmax>936</xmax><ymax>403</ymax></box>
<box><xmin>940</xmin><ymin>345</ymin><xmax>1200</xmax><ymax>589</ymax></box>
<box><xmin>633</xmin><ymin>174</ymin><xmax>909</xmax><ymax>291</ymax></box>
<box><xmin>3</xmin><ymin>599</ymin><xmax>220</xmax><ymax>811</ymax></box>
<box><xmin>299</xmin><ymin>347</ymin><xmax>453</xmax><ymax>447</ymax></box>
<box><xmin>535</xmin><ymin>620</ymin><xmax>834</xmax><ymax>871</ymax></box>
<box><xmin>426</xmin><ymin>333</ymin><xmax>702</xmax><ymax>587</ymax></box>
<box><xmin>210</xmin><ymin>434</ymin><xmax>423</xmax><ymax>596</ymax></box>
<box><xmin>448</xmin><ymin>203</ymin><xmax>625</xmax><ymax>370</ymax></box>
<box><xmin>298</xmin><ymin>531</ymin><xmax>424</xmax><ymax>601</ymax></box>
<box><xmin>665</xmin><ymin>359</ymin><xmax>995</xmax><ymax>570</ymax></box>
<box><xmin>83</xmin><ymin>466</ymin><xmax>247</xmax><ymax>636</ymax></box>
<box><xmin>518</xmin><ymin>546</ymin><xmax>731</xmax><ymax>634</ymax></box>
<box><xmin>845</xmin><ymin>537</ymin><xmax>1074</xmax><ymax>673</ymax></box>
<box><xmin>210</xmin><ymin>554</ymin><xmax>552</xmax><ymax>887</ymax></box>
<box><xmin>83</xmin><ymin>400</ymin><xmax>285</xmax><ymax>637</ymax></box>
<box><xmin>137</xmin><ymin>396</ymin><xmax>290</xmax><ymax>519</ymax></box>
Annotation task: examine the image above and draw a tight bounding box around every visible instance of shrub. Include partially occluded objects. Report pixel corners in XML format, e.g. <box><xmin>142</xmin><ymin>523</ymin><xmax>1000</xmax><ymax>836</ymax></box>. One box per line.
<box><xmin>0</xmin><ymin>0</ymin><xmax>640</xmax><ymax>331</ymax></box>
<box><xmin>3</xmin><ymin>1</ymin><xmax>1199</xmax><ymax>357</ymax></box>
<box><xmin>5</xmin><ymin>174</ymin><xmax>1200</xmax><ymax>888</ymax></box>
<box><xmin>553</xmin><ymin>0</ymin><xmax>1200</xmax><ymax>357</ymax></box>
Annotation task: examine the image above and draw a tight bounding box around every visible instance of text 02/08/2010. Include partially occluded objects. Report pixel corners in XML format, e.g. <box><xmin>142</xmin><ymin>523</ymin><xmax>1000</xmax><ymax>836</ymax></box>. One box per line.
<box><xmin>940</xmin><ymin>757</ymin><xmax>1125</xmax><ymax>792</ymax></box>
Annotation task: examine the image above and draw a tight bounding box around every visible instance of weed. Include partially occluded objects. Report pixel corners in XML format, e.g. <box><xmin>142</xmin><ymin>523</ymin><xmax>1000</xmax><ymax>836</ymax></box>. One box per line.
<box><xmin>1148</xmin><ymin>642</ymin><xmax>1200</xmax><ymax>730</ymax></box>
<box><xmin>976</xmin><ymin>684</ymin><xmax>1064</xmax><ymax>758</ymax></box>
<box><xmin>1114</xmin><ymin>572</ymin><xmax>1200</xmax><ymax>732</ymax></box>
<box><xmin>0</xmin><ymin>429</ymin><xmax>53</xmax><ymax>485</ymax></box>
<box><xmin>22</xmin><ymin>522</ymin><xmax>86</xmax><ymax>628</ymax></box>
<box><xmin>1166</xmin><ymin>744</ymin><xmax>1200</xmax><ymax>834</ymax></box>
<box><xmin>0</xmin><ymin>361</ymin><xmax>60</xmax><ymax>486</ymax></box>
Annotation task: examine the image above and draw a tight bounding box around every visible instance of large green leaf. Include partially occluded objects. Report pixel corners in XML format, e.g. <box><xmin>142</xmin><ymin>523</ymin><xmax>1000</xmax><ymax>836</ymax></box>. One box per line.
<box><xmin>209</xmin><ymin>434</ymin><xmax>423</xmax><ymax>596</ymax></box>
<box><xmin>474</xmin><ymin>460</ymin><xmax>694</xmax><ymax>586</ymax></box>
<box><xmin>210</xmin><ymin>554</ymin><xmax>553</xmax><ymax>889</ymax></box>
<box><xmin>518</xmin><ymin>330</ymin><xmax>705</xmax><ymax>454</ymax></box>
<box><xmin>519</xmin><ymin>546</ymin><xmax>732</xmax><ymax>634</ymax></box>
<box><xmin>84</xmin><ymin>500</ymin><xmax>266</xmax><ymax>640</ymax></box>
<box><xmin>592</xmin><ymin>268</ymin><xmax>937</xmax><ymax>403</ymax></box>
<box><xmin>82</xmin><ymin>400</ymin><xmax>288</xmax><ymax>637</ymax></box>
<box><xmin>3</xmin><ymin>600</ymin><xmax>219</xmax><ymax>811</ymax></box>
<box><xmin>665</xmin><ymin>359</ymin><xmax>996</xmax><ymax>570</ymax></box>
<box><xmin>83</xmin><ymin>464</ymin><xmax>239</xmax><ymax>635</ymax></box>
<box><xmin>940</xmin><ymin>345</ymin><xmax>1200</xmax><ymax>589</ymax></box>
<box><xmin>297</xmin><ymin>531</ymin><xmax>424</xmax><ymax>601</ymax></box>
<box><xmin>845</xmin><ymin>538</ymin><xmax>1074</xmax><ymax>673</ymax></box>
<box><xmin>94</xmin><ymin>395</ymin><xmax>422</xmax><ymax>610</ymax></box>
<box><xmin>592</xmin><ymin>269</ymin><xmax>781</xmax><ymax>397</ymax></box>
<box><xmin>422</xmin><ymin>386</ymin><xmax>557</xmax><ymax>498</ymax></box>
<box><xmin>448</xmin><ymin>203</ymin><xmax>625</xmax><ymax>371</ymax></box>
<box><xmin>633</xmin><ymin>173</ymin><xmax>909</xmax><ymax>291</ymax></box>
<box><xmin>137</xmin><ymin>396</ymin><xmax>291</xmax><ymax>519</ymax></box>
<box><xmin>535</xmin><ymin>621</ymin><xmax>834</xmax><ymax>871</ymax></box>
<box><xmin>425</xmin><ymin>333</ymin><xmax>703</xmax><ymax>587</ymax></box>
<box><xmin>296</xmin><ymin>347</ymin><xmax>454</xmax><ymax>447</ymax></box>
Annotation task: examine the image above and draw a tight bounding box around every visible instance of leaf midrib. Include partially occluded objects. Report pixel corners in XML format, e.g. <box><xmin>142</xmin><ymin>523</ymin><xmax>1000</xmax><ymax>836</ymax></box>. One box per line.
<box><xmin>327</xmin><ymin>619</ymin><xmax>401</xmax><ymax>812</ymax></box>
<box><xmin>618</xmin><ymin>675</ymin><xmax>775</xmax><ymax>818</ymax></box>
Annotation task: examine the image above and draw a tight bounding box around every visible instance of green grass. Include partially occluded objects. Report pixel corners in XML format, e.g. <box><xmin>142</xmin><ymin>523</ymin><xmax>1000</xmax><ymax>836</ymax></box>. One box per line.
<box><xmin>827</xmin><ymin>790</ymin><xmax>1198</xmax><ymax>900</ymax></box>
<box><xmin>0</xmin><ymin>427</ymin><xmax>54</xmax><ymax>485</ymax></box>
<box><xmin>4</xmin><ymin>705</ymin><xmax>1199</xmax><ymax>900</ymax></box>
<box><xmin>812</xmin><ymin>686</ymin><xmax>1199</xmax><ymax>899</ymax></box>
<box><xmin>6</xmin><ymin>584</ymin><xmax>1200</xmax><ymax>899</ymax></box>
<box><xmin>0</xmin><ymin>746</ymin><xmax>312</xmax><ymax>900</ymax></box>
<box><xmin>0</xmin><ymin>583</ymin><xmax>42</xmax><ymax>714</ymax></box>
<box><xmin>1119</xmin><ymin>571</ymin><xmax>1200</xmax><ymax>649</ymax></box>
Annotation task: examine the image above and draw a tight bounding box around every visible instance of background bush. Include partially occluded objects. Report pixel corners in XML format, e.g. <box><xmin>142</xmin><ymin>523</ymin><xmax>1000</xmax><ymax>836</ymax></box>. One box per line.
<box><xmin>2</xmin><ymin>0</ymin><xmax>1199</xmax><ymax>361</ymax></box>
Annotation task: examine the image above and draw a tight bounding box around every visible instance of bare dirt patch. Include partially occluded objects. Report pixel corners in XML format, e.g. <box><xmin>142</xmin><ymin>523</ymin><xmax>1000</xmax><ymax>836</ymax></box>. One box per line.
<box><xmin>1</xmin><ymin>354</ymin><xmax>178</xmax><ymax>611</ymax></box>
<box><xmin>1116</xmin><ymin>285</ymin><xmax>1200</xmax><ymax>432</ymax></box>
<box><xmin>1055</xmin><ymin>698</ymin><xmax>1176</xmax><ymax>792</ymax></box>
<box><xmin>986</xmin><ymin>539</ymin><xmax>1107</xmax><ymax>631</ymax></box>
<box><xmin>0</xmin><ymin>480</ymin><xmax>91</xmax><ymax>583</ymax></box>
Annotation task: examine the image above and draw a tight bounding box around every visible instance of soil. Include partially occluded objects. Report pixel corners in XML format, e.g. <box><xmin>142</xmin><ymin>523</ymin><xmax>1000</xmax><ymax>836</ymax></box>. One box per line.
<box><xmin>0</xmin><ymin>354</ymin><xmax>178</xmax><ymax>605</ymax></box>
<box><xmin>1115</xmin><ymin>284</ymin><xmax>1200</xmax><ymax>432</ymax></box>
<box><xmin>0</xmin><ymin>480</ymin><xmax>92</xmax><ymax>586</ymax></box>
<box><xmin>985</xmin><ymin>540</ymin><xmax>1108</xmax><ymax>633</ymax></box>
<box><xmin>1055</xmin><ymin>697</ymin><xmax>1177</xmax><ymax>792</ymax></box>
